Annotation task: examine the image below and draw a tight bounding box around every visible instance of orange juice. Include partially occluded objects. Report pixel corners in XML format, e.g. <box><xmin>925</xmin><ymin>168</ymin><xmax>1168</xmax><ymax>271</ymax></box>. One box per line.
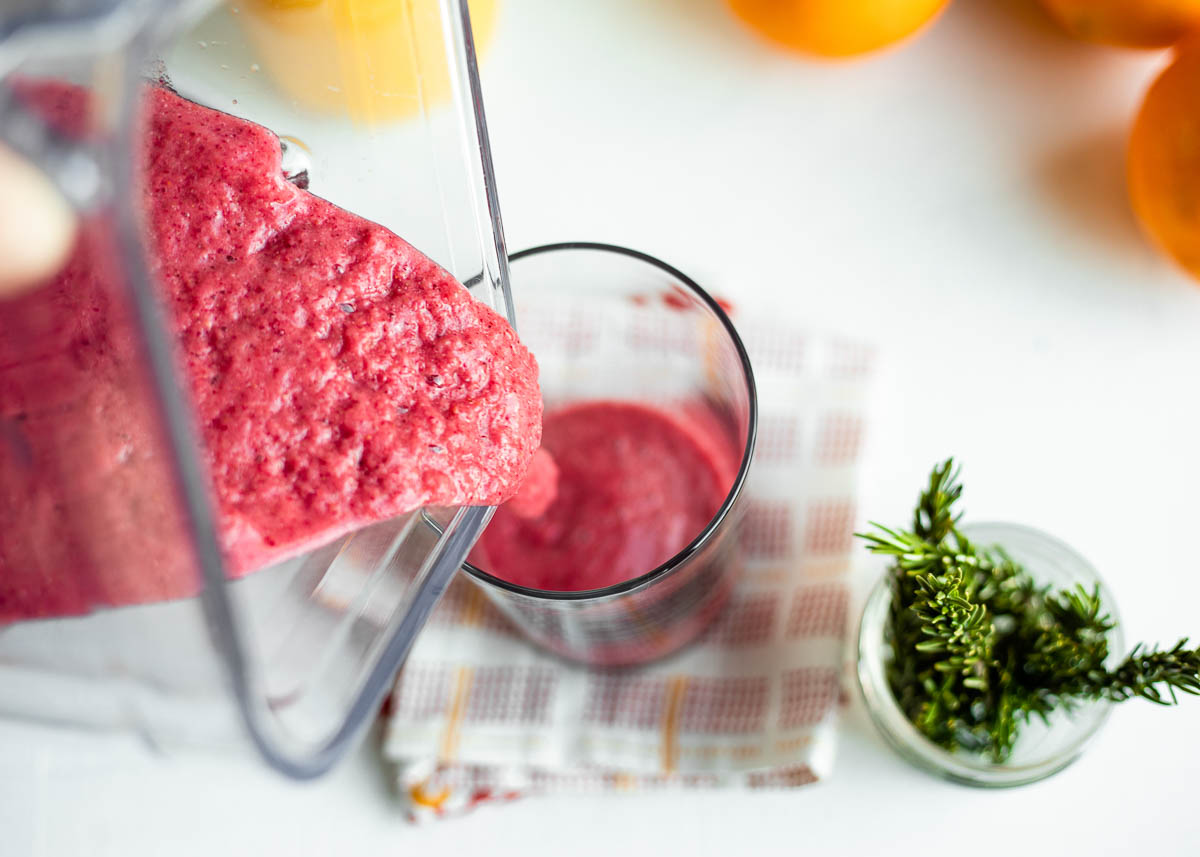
<box><xmin>236</xmin><ymin>0</ymin><xmax>499</xmax><ymax>122</ymax></box>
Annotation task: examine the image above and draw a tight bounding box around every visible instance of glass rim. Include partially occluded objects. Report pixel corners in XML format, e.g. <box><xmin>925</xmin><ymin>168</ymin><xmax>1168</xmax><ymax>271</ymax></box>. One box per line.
<box><xmin>454</xmin><ymin>241</ymin><xmax>759</xmax><ymax>603</ymax></box>
<box><xmin>856</xmin><ymin>521</ymin><xmax>1121</xmax><ymax>787</ymax></box>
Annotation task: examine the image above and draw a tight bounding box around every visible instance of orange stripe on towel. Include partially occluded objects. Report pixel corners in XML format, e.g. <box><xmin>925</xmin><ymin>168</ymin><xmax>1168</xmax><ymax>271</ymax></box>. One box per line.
<box><xmin>660</xmin><ymin>675</ymin><xmax>688</xmax><ymax>774</ymax></box>
<box><xmin>461</xmin><ymin>584</ymin><xmax>487</xmax><ymax>627</ymax></box>
<box><xmin>439</xmin><ymin>666</ymin><xmax>474</xmax><ymax>763</ymax></box>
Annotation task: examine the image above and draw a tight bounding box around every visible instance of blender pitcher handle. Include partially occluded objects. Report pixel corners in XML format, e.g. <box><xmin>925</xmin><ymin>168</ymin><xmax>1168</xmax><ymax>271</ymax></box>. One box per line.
<box><xmin>0</xmin><ymin>88</ymin><xmax>105</xmax><ymax>211</ymax></box>
<box><xmin>0</xmin><ymin>0</ymin><xmax>177</xmax><ymax>210</ymax></box>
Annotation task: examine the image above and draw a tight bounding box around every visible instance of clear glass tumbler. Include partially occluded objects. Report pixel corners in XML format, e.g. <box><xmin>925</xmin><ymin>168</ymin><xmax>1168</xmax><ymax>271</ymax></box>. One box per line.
<box><xmin>448</xmin><ymin>242</ymin><xmax>758</xmax><ymax>666</ymax></box>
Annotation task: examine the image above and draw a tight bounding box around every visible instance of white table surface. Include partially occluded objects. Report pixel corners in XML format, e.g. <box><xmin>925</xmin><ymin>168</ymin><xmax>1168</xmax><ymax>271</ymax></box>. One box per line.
<box><xmin>4</xmin><ymin>0</ymin><xmax>1200</xmax><ymax>853</ymax></box>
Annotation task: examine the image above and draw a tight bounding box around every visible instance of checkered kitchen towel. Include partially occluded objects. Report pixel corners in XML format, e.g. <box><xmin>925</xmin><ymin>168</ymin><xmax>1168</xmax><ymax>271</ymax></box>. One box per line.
<box><xmin>382</xmin><ymin>313</ymin><xmax>874</xmax><ymax>821</ymax></box>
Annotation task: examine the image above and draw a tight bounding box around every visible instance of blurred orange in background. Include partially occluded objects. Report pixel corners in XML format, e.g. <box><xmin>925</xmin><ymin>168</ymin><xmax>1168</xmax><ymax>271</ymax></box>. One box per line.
<box><xmin>238</xmin><ymin>0</ymin><xmax>499</xmax><ymax>122</ymax></box>
<box><xmin>725</xmin><ymin>0</ymin><xmax>951</xmax><ymax>58</ymax></box>
<box><xmin>1038</xmin><ymin>0</ymin><xmax>1200</xmax><ymax>48</ymax></box>
<box><xmin>1128</xmin><ymin>41</ymin><xmax>1200</xmax><ymax>281</ymax></box>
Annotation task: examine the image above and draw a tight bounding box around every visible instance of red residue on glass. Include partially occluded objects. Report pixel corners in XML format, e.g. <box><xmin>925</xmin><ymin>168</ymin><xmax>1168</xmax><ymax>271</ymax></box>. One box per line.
<box><xmin>659</xmin><ymin>288</ymin><xmax>734</xmax><ymax>316</ymax></box>
<box><xmin>661</xmin><ymin>289</ymin><xmax>690</xmax><ymax>311</ymax></box>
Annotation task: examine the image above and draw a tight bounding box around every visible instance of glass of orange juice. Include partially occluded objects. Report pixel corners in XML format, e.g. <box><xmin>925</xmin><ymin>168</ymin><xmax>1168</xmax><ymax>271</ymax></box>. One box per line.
<box><xmin>236</xmin><ymin>0</ymin><xmax>498</xmax><ymax>122</ymax></box>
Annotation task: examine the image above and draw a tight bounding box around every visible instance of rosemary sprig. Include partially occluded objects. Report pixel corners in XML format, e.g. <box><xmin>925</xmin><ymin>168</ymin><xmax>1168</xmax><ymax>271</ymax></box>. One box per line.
<box><xmin>859</xmin><ymin>459</ymin><xmax>1200</xmax><ymax>762</ymax></box>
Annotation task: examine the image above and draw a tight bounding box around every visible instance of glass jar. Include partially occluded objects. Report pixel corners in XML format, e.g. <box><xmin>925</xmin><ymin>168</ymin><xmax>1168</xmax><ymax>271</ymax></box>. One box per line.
<box><xmin>856</xmin><ymin>522</ymin><xmax>1123</xmax><ymax>787</ymax></box>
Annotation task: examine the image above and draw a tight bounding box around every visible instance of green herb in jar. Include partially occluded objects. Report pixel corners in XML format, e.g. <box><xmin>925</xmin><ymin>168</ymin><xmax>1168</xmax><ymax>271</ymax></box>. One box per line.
<box><xmin>857</xmin><ymin>459</ymin><xmax>1200</xmax><ymax>762</ymax></box>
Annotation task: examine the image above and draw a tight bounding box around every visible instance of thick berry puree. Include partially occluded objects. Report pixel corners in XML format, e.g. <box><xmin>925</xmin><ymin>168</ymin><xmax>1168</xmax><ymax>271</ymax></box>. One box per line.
<box><xmin>477</xmin><ymin>401</ymin><xmax>739</xmax><ymax>592</ymax></box>
<box><xmin>0</xmin><ymin>83</ymin><xmax>541</xmax><ymax>620</ymax></box>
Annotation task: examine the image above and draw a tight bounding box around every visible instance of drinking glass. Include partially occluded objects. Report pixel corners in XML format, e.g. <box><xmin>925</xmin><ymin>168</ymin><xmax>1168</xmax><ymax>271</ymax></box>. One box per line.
<box><xmin>450</xmin><ymin>242</ymin><xmax>758</xmax><ymax>666</ymax></box>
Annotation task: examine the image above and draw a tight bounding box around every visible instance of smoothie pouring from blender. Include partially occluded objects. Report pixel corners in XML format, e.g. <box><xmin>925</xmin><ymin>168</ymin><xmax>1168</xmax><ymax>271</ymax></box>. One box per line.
<box><xmin>0</xmin><ymin>84</ymin><xmax>544</xmax><ymax>619</ymax></box>
<box><xmin>0</xmin><ymin>91</ymin><xmax>736</xmax><ymax>610</ymax></box>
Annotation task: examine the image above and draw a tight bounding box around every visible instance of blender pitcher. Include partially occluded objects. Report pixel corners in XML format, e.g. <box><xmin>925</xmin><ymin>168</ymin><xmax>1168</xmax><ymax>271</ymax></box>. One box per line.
<box><xmin>0</xmin><ymin>0</ymin><xmax>513</xmax><ymax>778</ymax></box>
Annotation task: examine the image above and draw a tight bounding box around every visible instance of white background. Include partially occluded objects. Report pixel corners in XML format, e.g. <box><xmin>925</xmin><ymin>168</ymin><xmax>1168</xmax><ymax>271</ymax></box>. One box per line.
<box><xmin>4</xmin><ymin>0</ymin><xmax>1200</xmax><ymax>853</ymax></box>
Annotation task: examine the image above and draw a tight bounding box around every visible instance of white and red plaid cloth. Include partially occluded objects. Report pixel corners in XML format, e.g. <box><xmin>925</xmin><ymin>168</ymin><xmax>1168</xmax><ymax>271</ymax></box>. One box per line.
<box><xmin>382</xmin><ymin>314</ymin><xmax>874</xmax><ymax>821</ymax></box>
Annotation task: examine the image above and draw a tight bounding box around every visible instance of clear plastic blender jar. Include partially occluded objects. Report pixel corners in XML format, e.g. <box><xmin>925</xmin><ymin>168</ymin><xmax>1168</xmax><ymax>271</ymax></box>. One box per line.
<box><xmin>0</xmin><ymin>0</ymin><xmax>512</xmax><ymax>779</ymax></box>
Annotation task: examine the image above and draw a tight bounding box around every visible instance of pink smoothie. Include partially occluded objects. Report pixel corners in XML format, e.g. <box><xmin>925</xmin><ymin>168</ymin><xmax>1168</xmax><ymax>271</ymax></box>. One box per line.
<box><xmin>476</xmin><ymin>401</ymin><xmax>739</xmax><ymax>592</ymax></box>
<box><xmin>0</xmin><ymin>83</ymin><xmax>541</xmax><ymax>621</ymax></box>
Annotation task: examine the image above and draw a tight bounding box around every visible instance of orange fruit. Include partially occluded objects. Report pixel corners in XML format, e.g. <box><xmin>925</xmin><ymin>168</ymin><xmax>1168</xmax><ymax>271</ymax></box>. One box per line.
<box><xmin>1128</xmin><ymin>42</ymin><xmax>1200</xmax><ymax>280</ymax></box>
<box><xmin>725</xmin><ymin>0</ymin><xmax>952</xmax><ymax>58</ymax></box>
<box><xmin>1038</xmin><ymin>0</ymin><xmax>1200</xmax><ymax>49</ymax></box>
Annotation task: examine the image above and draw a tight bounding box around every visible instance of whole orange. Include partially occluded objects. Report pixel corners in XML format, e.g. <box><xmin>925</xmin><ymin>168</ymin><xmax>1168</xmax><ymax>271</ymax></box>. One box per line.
<box><xmin>1128</xmin><ymin>43</ymin><xmax>1200</xmax><ymax>281</ymax></box>
<box><xmin>725</xmin><ymin>0</ymin><xmax>952</xmax><ymax>58</ymax></box>
<box><xmin>1039</xmin><ymin>0</ymin><xmax>1200</xmax><ymax>48</ymax></box>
